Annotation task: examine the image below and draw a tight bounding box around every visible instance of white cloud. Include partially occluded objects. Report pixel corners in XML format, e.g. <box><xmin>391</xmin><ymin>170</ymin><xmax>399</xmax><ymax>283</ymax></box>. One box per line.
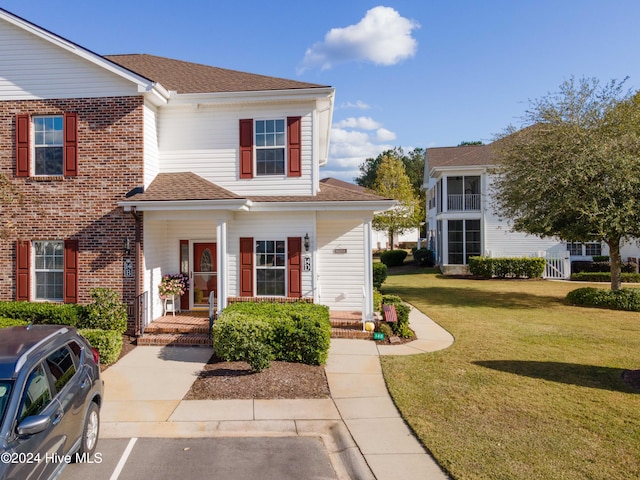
<box><xmin>375</xmin><ymin>128</ymin><xmax>396</xmax><ymax>142</ymax></box>
<box><xmin>339</xmin><ymin>100</ymin><xmax>371</xmax><ymax>110</ymax></box>
<box><xmin>334</xmin><ymin>116</ymin><xmax>382</xmax><ymax>130</ymax></box>
<box><xmin>298</xmin><ymin>6</ymin><xmax>420</xmax><ymax>72</ymax></box>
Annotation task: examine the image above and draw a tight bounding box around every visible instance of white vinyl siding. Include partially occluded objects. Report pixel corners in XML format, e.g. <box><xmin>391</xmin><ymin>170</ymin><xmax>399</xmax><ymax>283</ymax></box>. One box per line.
<box><xmin>316</xmin><ymin>216</ymin><xmax>366</xmax><ymax>311</ymax></box>
<box><xmin>0</xmin><ymin>19</ymin><xmax>139</xmax><ymax>99</ymax></box>
<box><xmin>157</xmin><ymin>105</ymin><xmax>314</xmax><ymax>196</ymax></box>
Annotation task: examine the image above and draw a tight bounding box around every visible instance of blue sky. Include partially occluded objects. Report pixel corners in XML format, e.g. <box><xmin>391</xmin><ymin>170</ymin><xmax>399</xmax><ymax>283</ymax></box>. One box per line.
<box><xmin>4</xmin><ymin>0</ymin><xmax>640</xmax><ymax>182</ymax></box>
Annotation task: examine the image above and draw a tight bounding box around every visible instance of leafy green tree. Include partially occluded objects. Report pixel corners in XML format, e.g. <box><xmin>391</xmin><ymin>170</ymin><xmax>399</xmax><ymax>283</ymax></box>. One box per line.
<box><xmin>492</xmin><ymin>77</ymin><xmax>640</xmax><ymax>290</ymax></box>
<box><xmin>458</xmin><ymin>140</ymin><xmax>484</xmax><ymax>146</ymax></box>
<box><xmin>371</xmin><ymin>154</ymin><xmax>423</xmax><ymax>250</ymax></box>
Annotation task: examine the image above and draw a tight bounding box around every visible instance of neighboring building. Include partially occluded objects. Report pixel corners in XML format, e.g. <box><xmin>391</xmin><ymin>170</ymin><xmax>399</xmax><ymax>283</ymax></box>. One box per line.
<box><xmin>0</xmin><ymin>9</ymin><xmax>394</xmax><ymax>331</ymax></box>
<box><xmin>423</xmin><ymin>143</ymin><xmax>640</xmax><ymax>275</ymax></box>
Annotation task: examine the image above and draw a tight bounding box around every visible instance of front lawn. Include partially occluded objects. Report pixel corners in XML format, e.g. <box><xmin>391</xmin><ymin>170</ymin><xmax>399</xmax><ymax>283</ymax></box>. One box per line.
<box><xmin>381</xmin><ymin>269</ymin><xmax>640</xmax><ymax>480</ymax></box>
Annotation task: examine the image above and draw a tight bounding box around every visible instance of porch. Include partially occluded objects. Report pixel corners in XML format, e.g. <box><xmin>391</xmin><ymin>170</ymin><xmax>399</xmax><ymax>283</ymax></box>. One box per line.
<box><xmin>137</xmin><ymin>309</ymin><xmax>372</xmax><ymax>347</ymax></box>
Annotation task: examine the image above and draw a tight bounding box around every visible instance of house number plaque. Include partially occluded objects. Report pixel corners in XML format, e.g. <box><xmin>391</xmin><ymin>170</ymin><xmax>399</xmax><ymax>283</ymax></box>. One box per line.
<box><xmin>123</xmin><ymin>259</ymin><xmax>134</xmax><ymax>278</ymax></box>
<box><xmin>303</xmin><ymin>255</ymin><xmax>312</xmax><ymax>272</ymax></box>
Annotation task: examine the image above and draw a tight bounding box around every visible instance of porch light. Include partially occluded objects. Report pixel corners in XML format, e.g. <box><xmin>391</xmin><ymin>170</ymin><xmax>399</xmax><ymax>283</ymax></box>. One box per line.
<box><xmin>123</xmin><ymin>237</ymin><xmax>131</xmax><ymax>255</ymax></box>
<box><xmin>304</xmin><ymin>233</ymin><xmax>310</xmax><ymax>252</ymax></box>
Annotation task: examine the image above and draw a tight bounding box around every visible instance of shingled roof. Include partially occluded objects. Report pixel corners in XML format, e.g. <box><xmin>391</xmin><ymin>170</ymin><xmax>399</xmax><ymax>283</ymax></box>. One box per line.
<box><xmin>124</xmin><ymin>173</ymin><xmax>391</xmax><ymax>204</ymax></box>
<box><xmin>426</xmin><ymin>144</ymin><xmax>494</xmax><ymax>169</ymax></box>
<box><xmin>104</xmin><ymin>54</ymin><xmax>329</xmax><ymax>94</ymax></box>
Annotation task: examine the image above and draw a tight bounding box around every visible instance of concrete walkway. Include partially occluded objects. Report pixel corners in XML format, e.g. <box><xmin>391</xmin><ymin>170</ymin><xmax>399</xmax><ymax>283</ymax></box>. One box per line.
<box><xmin>100</xmin><ymin>306</ymin><xmax>454</xmax><ymax>479</ymax></box>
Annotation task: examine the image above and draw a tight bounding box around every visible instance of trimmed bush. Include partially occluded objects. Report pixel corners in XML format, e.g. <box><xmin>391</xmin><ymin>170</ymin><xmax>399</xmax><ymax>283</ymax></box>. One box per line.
<box><xmin>469</xmin><ymin>257</ymin><xmax>546</xmax><ymax>279</ymax></box>
<box><xmin>592</xmin><ymin>255</ymin><xmax>610</xmax><ymax>262</ymax></box>
<box><xmin>413</xmin><ymin>248</ymin><xmax>435</xmax><ymax>267</ymax></box>
<box><xmin>79</xmin><ymin>329</ymin><xmax>123</xmax><ymax>365</ymax></box>
<box><xmin>373</xmin><ymin>262</ymin><xmax>388</xmax><ymax>289</ymax></box>
<box><xmin>571</xmin><ymin>272</ymin><xmax>640</xmax><ymax>283</ymax></box>
<box><xmin>572</xmin><ymin>261</ymin><xmax>637</xmax><ymax>274</ymax></box>
<box><xmin>211</xmin><ymin>313</ymin><xmax>274</xmax><ymax>371</ymax></box>
<box><xmin>381</xmin><ymin>295</ymin><xmax>412</xmax><ymax>338</ymax></box>
<box><xmin>0</xmin><ymin>301</ymin><xmax>83</xmax><ymax>327</ymax></box>
<box><xmin>0</xmin><ymin>317</ymin><xmax>29</xmax><ymax>328</ymax></box>
<box><xmin>81</xmin><ymin>288</ymin><xmax>128</xmax><ymax>334</ymax></box>
<box><xmin>374</xmin><ymin>321</ymin><xmax>394</xmax><ymax>338</ymax></box>
<box><xmin>373</xmin><ymin>288</ymin><xmax>383</xmax><ymax>312</ymax></box>
<box><xmin>380</xmin><ymin>249</ymin><xmax>408</xmax><ymax>267</ymax></box>
<box><xmin>566</xmin><ymin>287</ymin><xmax>640</xmax><ymax>312</ymax></box>
<box><xmin>214</xmin><ymin>302</ymin><xmax>331</xmax><ymax>368</ymax></box>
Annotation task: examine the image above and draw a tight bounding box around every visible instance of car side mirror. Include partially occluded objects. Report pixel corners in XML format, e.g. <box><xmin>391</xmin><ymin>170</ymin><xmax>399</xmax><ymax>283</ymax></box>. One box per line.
<box><xmin>17</xmin><ymin>415</ymin><xmax>51</xmax><ymax>436</ymax></box>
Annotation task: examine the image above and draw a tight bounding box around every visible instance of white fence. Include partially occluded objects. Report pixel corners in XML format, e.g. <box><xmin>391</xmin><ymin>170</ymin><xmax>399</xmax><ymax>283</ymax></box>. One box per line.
<box><xmin>543</xmin><ymin>254</ymin><xmax>571</xmax><ymax>279</ymax></box>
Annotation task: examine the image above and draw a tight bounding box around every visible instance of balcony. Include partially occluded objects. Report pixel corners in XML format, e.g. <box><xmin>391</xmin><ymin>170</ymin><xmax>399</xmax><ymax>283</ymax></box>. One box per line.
<box><xmin>447</xmin><ymin>193</ymin><xmax>481</xmax><ymax>211</ymax></box>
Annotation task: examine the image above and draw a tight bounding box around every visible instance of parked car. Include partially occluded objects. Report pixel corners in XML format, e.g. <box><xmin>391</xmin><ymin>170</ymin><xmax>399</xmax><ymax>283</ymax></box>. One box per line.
<box><xmin>0</xmin><ymin>325</ymin><xmax>103</xmax><ymax>480</ymax></box>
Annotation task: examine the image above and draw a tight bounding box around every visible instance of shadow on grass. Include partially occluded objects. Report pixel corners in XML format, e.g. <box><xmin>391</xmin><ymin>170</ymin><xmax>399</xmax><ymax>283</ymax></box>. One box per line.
<box><xmin>385</xmin><ymin>285</ymin><xmax>564</xmax><ymax>309</ymax></box>
<box><xmin>474</xmin><ymin>360</ymin><xmax>637</xmax><ymax>393</ymax></box>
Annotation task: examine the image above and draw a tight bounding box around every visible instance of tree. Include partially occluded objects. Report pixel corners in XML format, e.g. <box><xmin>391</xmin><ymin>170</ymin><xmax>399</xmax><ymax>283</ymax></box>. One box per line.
<box><xmin>492</xmin><ymin>77</ymin><xmax>640</xmax><ymax>290</ymax></box>
<box><xmin>371</xmin><ymin>154</ymin><xmax>423</xmax><ymax>250</ymax></box>
<box><xmin>458</xmin><ymin>140</ymin><xmax>483</xmax><ymax>146</ymax></box>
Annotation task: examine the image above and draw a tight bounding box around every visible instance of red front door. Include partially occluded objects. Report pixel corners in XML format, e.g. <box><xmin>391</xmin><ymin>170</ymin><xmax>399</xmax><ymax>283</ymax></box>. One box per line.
<box><xmin>193</xmin><ymin>243</ymin><xmax>217</xmax><ymax>308</ymax></box>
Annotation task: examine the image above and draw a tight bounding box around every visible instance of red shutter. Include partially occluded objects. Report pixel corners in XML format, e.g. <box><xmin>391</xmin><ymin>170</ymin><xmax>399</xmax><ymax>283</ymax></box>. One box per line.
<box><xmin>239</xmin><ymin>119</ymin><xmax>253</xmax><ymax>179</ymax></box>
<box><xmin>239</xmin><ymin>237</ymin><xmax>254</xmax><ymax>297</ymax></box>
<box><xmin>64</xmin><ymin>112</ymin><xmax>78</xmax><ymax>176</ymax></box>
<box><xmin>287</xmin><ymin>237</ymin><xmax>302</xmax><ymax>298</ymax></box>
<box><xmin>287</xmin><ymin>116</ymin><xmax>302</xmax><ymax>177</ymax></box>
<box><xmin>15</xmin><ymin>114</ymin><xmax>30</xmax><ymax>177</ymax></box>
<box><xmin>64</xmin><ymin>239</ymin><xmax>79</xmax><ymax>304</ymax></box>
<box><xmin>15</xmin><ymin>240</ymin><xmax>30</xmax><ymax>301</ymax></box>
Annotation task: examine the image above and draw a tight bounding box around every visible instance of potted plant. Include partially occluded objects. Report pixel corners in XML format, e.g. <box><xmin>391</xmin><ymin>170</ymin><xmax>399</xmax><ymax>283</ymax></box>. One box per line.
<box><xmin>158</xmin><ymin>273</ymin><xmax>189</xmax><ymax>299</ymax></box>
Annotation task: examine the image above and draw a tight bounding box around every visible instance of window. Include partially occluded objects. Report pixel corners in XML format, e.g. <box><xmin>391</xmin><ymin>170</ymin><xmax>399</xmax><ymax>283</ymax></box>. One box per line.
<box><xmin>19</xmin><ymin>364</ymin><xmax>52</xmax><ymax>422</ymax></box>
<box><xmin>256</xmin><ymin>240</ymin><xmax>286</xmax><ymax>295</ymax></box>
<box><xmin>447</xmin><ymin>219</ymin><xmax>481</xmax><ymax>264</ymax></box>
<box><xmin>255</xmin><ymin>119</ymin><xmax>286</xmax><ymax>175</ymax></box>
<box><xmin>567</xmin><ymin>242</ymin><xmax>583</xmax><ymax>256</ymax></box>
<box><xmin>585</xmin><ymin>243</ymin><xmax>602</xmax><ymax>256</ymax></box>
<box><xmin>33</xmin><ymin>116</ymin><xmax>64</xmax><ymax>176</ymax></box>
<box><xmin>566</xmin><ymin>242</ymin><xmax>602</xmax><ymax>257</ymax></box>
<box><xmin>46</xmin><ymin>345</ymin><xmax>77</xmax><ymax>393</ymax></box>
<box><xmin>34</xmin><ymin>241</ymin><xmax>64</xmax><ymax>301</ymax></box>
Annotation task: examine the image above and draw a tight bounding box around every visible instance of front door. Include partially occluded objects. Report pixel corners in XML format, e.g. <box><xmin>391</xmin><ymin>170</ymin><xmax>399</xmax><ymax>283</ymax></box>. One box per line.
<box><xmin>193</xmin><ymin>243</ymin><xmax>216</xmax><ymax>309</ymax></box>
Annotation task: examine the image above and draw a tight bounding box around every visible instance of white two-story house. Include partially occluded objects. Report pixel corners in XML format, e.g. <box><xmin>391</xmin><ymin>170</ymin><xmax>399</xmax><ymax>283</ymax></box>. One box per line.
<box><xmin>0</xmin><ymin>8</ymin><xmax>394</xmax><ymax>333</ymax></box>
<box><xmin>423</xmin><ymin>143</ymin><xmax>640</xmax><ymax>275</ymax></box>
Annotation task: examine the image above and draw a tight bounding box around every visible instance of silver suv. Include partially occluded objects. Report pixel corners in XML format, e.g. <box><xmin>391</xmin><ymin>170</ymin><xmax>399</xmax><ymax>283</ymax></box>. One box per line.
<box><xmin>0</xmin><ymin>325</ymin><xmax>103</xmax><ymax>480</ymax></box>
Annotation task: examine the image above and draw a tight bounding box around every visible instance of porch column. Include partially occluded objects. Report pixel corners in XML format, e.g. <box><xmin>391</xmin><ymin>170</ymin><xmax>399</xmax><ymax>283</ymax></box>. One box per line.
<box><xmin>216</xmin><ymin>219</ymin><xmax>228</xmax><ymax>315</ymax></box>
<box><xmin>363</xmin><ymin>219</ymin><xmax>374</xmax><ymax>322</ymax></box>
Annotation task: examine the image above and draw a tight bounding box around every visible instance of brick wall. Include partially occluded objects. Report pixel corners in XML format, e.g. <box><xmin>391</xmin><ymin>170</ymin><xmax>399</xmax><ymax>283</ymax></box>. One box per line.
<box><xmin>0</xmin><ymin>96</ymin><xmax>145</xmax><ymax>310</ymax></box>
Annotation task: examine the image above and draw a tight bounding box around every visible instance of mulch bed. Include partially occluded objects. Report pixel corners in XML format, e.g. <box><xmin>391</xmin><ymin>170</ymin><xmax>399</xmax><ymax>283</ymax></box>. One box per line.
<box><xmin>184</xmin><ymin>355</ymin><xmax>331</xmax><ymax>400</ymax></box>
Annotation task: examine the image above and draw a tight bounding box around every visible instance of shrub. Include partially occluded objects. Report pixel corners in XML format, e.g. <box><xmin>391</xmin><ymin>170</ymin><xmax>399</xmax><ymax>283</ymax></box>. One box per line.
<box><xmin>469</xmin><ymin>257</ymin><xmax>546</xmax><ymax>279</ymax></box>
<box><xmin>374</xmin><ymin>321</ymin><xmax>394</xmax><ymax>338</ymax></box>
<box><xmin>570</xmin><ymin>272</ymin><xmax>640</xmax><ymax>283</ymax></box>
<box><xmin>373</xmin><ymin>288</ymin><xmax>383</xmax><ymax>312</ymax></box>
<box><xmin>380</xmin><ymin>249</ymin><xmax>408</xmax><ymax>267</ymax></box>
<box><xmin>572</xmin><ymin>261</ymin><xmax>637</xmax><ymax>274</ymax></box>
<box><xmin>592</xmin><ymin>255</ymin><xmax>610</xmax><ymax>262</ymax></box>
<box><xmin>413</xmin><ymin>248</ymin><xmax>435</xmax><ymax>267</ymax></box>
<box><xmin>373</xmin><ymin>263</ymin><xmax>388</xmax><ymax>289</ymax></box>
<box><xmin>81</xmin><ymin>288</ymin><xmax>128</xmax><ymax>334</ymax></box>
<box><xmin>0</xmin><ymin>301</ymin><xmax>83</xmax><ymax>327</ymax></box>
<box><xmin>381</xmin><ymin>295</ymin><xmax>412</xmax><ymax>338</ymax></box>
<box><xmin>0</xmin><ymin>317</ymin><xmax>28</xmax><ymax>328</ymax></box>
<box><xmin>566</xmin><ymin>287</ymin><xmax>640</xmax><ymax>312</ymax></box>
<box><xmin>79</xmin><ymin>329</ymin><xmax>123</xmax><ymax>365</ymax></box>
<box><xmin>217</xmin><ymin>302</ymin><xmax>331</xmax><ymax>367</ymax></box>
<box><xmin>211</xmin><ymin>313</ymin><xmax>274</xmax><ymax>371</ymax></box>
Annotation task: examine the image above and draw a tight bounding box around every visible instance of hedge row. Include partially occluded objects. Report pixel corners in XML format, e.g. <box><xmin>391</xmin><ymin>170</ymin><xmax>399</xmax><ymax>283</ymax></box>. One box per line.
<box><xmin>571</xmin><ymin>272</ymin><xmax>640</xmax><ymax>283</ymax></box>
<box><xmin>79</xmin><ymin>329</ymin><xmax>123</xmax><ymax>365</ymax></box>
<box><xmin>0</xmin><ymin>302</ymin><xmax>83</xmax><ymax>327</ymax></box>
<box><xmin>469</xmin><ymin>256</ymin><xmax>546</xmax><ymax>279</ymax></box>
<box><xmin>571</xmin><ymin>261</ymin><xmax>637</xmax><ymax>274</ymax></box>
<box><xmin>566</xmin><ymin>287</ymin><xmax>640</xmax><ymax>312</ymax></box>
<box><xmin>0</xmin><ymin>317</ymin><xmax>28</xmax><ymax>328</ymax></box>
<box><xmin>212</xmin><ymin>302</ymin><xmax>331</xmax><ymax>371</ymax></box>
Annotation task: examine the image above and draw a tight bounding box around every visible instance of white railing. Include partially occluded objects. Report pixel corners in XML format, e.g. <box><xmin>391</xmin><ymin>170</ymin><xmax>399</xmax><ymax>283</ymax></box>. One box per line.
<box><xmin>447</xmin><ymin>194</ymin><xmax>481</xmax><ymax>211</ymax></box>
<box><xmin>544</xmin><ymin>254</ymin><xmax>571</xmax><ymax>279</ymax></box>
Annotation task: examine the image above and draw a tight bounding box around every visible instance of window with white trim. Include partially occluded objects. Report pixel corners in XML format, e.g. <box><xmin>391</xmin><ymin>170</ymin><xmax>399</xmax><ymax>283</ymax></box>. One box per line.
<box><xmin>34</xmin><ymin>241</ymin><xmax>64</xmax><ymax>301</ymax></box>
<box><xmin>255</xmin><ymin>119</ymin><xmax>285</xmax><ymax>175</ymax></box>
<box><xmin>33</xmin><ymin>116</ymin><xmax>64</xmax><ymax>176</ymax></box>
<box><xmin>566</xmin><ymin>242</ymin><xmax>602</xmax><ymax>257</ymax></box>
<box><xmin>256</xmin><ymin>240</ymin><xmax>286</xmax><ymax>295</ymax></box>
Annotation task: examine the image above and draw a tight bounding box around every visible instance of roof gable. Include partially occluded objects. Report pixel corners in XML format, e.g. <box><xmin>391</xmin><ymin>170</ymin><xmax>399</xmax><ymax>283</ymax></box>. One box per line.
<box><xmin>426</xmin><ymin>144</ymin><xmax>494</xmax><ymax>169</ymax></box>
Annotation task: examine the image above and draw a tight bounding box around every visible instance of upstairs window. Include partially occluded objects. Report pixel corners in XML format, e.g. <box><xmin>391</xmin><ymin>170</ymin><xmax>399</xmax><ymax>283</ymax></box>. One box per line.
<box><xmin>34</xmin><ymin>116</ymin><xmax>64</xmax><ymax>176</ymax></box>
<box><xmin>255</xmin><ymin>119</ymin><xmax>286</xmax><ymax>175</ymax></box>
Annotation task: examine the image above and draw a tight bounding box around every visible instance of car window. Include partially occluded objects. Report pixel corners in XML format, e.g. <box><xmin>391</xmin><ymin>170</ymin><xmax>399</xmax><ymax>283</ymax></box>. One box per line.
<box><xmin>19</xmin><ymin>364</ymin><xmax>52</xmax><ymax>421</ymax></box>
<box><xmin>45</xmin><ymin>346</ymin><xmax>77</xmax><ymax>393</ymax></box>
<box><xmin>0</xmin><ymin>381</ymin><xmax>12</xmax><ymax>425</ymax></box>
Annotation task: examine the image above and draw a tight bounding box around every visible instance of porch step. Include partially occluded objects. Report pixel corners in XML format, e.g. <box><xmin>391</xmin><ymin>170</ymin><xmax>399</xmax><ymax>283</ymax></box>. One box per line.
<box><xmin>143</xmin><ymin>323</ymin><xmax>210</xmax><ymax>335</ymax></box>
<box><xmin>137</xmin><ymin>333</ymin><xmax>212</xmax><ymax>347</ymax></box>
<box><xmin>331</xmin><ymin>327</ymin><xmax>374</xmax><ymax>340</ymax></box>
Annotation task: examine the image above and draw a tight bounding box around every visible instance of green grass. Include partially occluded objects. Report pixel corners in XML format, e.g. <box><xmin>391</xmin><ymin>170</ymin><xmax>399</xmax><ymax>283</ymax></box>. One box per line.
<box><xmin>380</xmin><ymin>269</ymin><xmax>640</xmax><ymax>480</ymax></box>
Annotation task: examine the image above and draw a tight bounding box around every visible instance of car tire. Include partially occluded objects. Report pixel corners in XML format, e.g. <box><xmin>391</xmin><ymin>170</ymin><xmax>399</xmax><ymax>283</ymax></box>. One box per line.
<box><xmin>78</xmin><ymin>402</ymin><xmax>100</xmax><ymax>457</ymax></box>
